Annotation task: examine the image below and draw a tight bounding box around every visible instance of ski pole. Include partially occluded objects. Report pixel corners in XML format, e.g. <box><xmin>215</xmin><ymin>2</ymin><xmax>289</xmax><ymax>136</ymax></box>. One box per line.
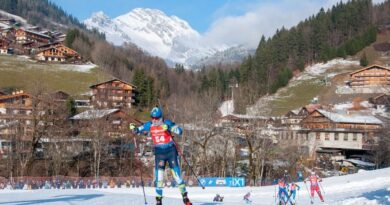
<box><xmin>303</xmin><ymin>182</ymin><xmax>313</xmax><ymax>203</ymax></box>
<box><xmin>274</xmin><ymin>185</ymin><xmax>277</xmax><ymax>205</ymax></box>
<box><xmin>140</xmin><ymin>164</ymin><xmax>148</xmax><ymax>205</ymax></box>
<box><xmin>171</xmin><ymin>137</ymin><xmax>205</xmax><ymax>189</ymax></box>
<box><xmin>133</xmin><ymin>136</ymin><xmax>148</xmax><ymax>205</ymax></box>
<box><xmin>319</xmin><ymin>181</ymin><xmax>325</xmax><ymax>195</ymax></box>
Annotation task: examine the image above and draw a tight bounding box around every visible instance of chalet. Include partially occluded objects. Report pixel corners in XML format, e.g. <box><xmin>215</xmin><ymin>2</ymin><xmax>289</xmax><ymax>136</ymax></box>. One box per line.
<box><xmin>281</xmin><ymin>104</ymin><xmax>323</xmax><ymax>132</ymax></box>
<box><xmin>369</xmin><ymin>94</ymin><xmax>390</xmax><ymax>108</ymax></box>
<box><xmin>0</xmin><ymin>38</ymin><xmax>11</xmax><ymax>54</ymax></box>
<box><xmin>300</xmin><ymin>109</ymin><xmax>383</xmax><ymax>155</ymax></box>
<box><xmin>89</xmin><ymin>79</ymin><xmax>136</xmax><ymax>109</ymax></box>
<box><xmin>219</xmin><ymin>114</ymin><xmax>270</xmax><ymax>128</ymax></box>
<box><xmin>50</xmin><ymin>91</ymin><xmax>70</xmax><ymax>102</ymax></box>
<box><xmin>35</xmin><ymin>44</ymin><xmax>80</xmax><ymax>62</ymax></box>
<box><xmin>0</xmin><ymin>91</ymin><xmax>33</xmax><ymax>140</ymax></box>
<box><xmin>15</xmin><ymin>28</ymin><xmax>51</xmax><ymax>44</ymax></box>
<box><xmin>70</xmin><ymin>109</ymin><xmax>140</xmax><ymax>138</ymax></box>
<box><xmin>349</xmin><ymin>65</ymin><xmax>390</xmax><ymax>88</ymax></box>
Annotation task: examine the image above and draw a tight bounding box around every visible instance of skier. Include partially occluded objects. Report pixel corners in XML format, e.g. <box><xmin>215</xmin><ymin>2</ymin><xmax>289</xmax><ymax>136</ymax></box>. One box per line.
<box><xmin>243</xmin><ymin>192</ymin><xmax>252</xmax><ymax>204</ymax></box>
<box><xmin>304</xmin><ymin>171</ymin><xmax>324</xmax><ymax>203</ymax></box>
<box><xmin>277</xmin><ymin>178</ymin><xmax>290</xmax><ymax>205</ymax></box>
<box><xmin>213</xmin><ymin>194</ymin><xmax>224</xmax><ymax>202</ymax></box>
<box><xmin>288</xmin><ymin>182</ymin><xmax>300</xmax><ymax>205</ymax></box>
<box><xmin>283</xmin><ymin>170</ymin><xmax>292</xmax><ymax>184</ymax></box>
<box><xmin>130</xmin><ymin>107</ymin><xmax>192</xmax><ymax>205</ymax></box>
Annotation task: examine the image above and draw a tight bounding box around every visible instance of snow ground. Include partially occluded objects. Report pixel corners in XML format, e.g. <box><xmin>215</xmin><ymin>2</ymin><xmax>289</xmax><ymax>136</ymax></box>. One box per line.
<box><xmin>59</xmin><ymin>63</ymin><xmax>97</xmax><ymax>73</ymax></box>
<box><xmin>219</xmin><ymin>100</ymin><xmax>234</xmax><ymax>117</ymax></box>
<box><xmin>0</xmin><ymin>168</ymin><xmax>389</xmax><ymax>205</ymax></box>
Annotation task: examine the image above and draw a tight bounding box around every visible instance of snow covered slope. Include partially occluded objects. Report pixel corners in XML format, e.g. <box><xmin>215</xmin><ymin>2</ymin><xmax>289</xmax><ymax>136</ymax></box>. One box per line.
<box><xmin>84</xmin><ymin>9</ymin><xmax>243</xmax><ymax>66</ymax></box>
<box><xmin>0</xmin><ymin>168</ymin><xmax>389</xmax><ymax>204</ymax></box>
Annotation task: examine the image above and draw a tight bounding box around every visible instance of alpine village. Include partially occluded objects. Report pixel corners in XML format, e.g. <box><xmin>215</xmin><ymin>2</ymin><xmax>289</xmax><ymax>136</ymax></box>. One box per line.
<box><xmin>0</xmin><ymin>0</ymin><xmax>389</xmax><ymax>202</ymax></box>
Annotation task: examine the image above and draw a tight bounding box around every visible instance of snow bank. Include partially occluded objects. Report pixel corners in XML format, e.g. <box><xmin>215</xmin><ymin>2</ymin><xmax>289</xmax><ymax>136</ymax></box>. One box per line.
<box><xmin>0</xmin><ymin>10</ymin><xmax>28</xmax><ymax>24</ymax></box>
<box><xmin>60</xmin><ymin>63</ymin><xmax>97</xmax><ymax>73</ymax></box>
<box><xmin>294</xmin><ymin>58</ymin><xmax>359</xmax><ymax>81</ymax></box>
<box><xmin>219</xmin><ymin>100</ymin><xmax>234</xmax><ymax>117</ymax></box>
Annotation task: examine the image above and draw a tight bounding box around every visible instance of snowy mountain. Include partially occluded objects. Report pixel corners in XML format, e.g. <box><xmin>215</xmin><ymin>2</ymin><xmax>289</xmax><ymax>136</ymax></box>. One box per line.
<box><xmin>84</xmin><ymin>9</ymin><xmax>247</xmax><ymax>67</ymax></box>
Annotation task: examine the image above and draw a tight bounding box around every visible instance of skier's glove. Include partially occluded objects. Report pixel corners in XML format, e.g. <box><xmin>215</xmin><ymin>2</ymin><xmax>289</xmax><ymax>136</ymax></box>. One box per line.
<box><xmin>129</xmin><ymin>123</ymin><xmax>136</xmax><ymax>130</ymax></box>
<box><xmin>129</xmin><ymin>123</ymin><xmax>138</xmax><ymax>134</ymax></box>
<box><xmin>171</xmin><ymin>125</ymin><xmax>182</xmax><ymax>135</ymax></box>
<box><xmin>162</xmin><ymin>124</ymin><xmax>168</xmax><ymax>131</ymax></box>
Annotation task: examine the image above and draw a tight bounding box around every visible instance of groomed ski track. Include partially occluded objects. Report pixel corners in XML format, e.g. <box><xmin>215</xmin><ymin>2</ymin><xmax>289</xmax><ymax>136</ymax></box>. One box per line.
<box><xmin>0</xmin><ymin>168</ymin><xmax>389</xmax><ymax>205</ymax></box>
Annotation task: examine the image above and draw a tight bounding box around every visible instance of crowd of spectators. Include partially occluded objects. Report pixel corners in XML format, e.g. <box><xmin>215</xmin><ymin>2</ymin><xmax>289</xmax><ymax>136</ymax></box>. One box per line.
<box><xmin>0</xmin><ymin>177</ymin><xmax>197</xmax><ymax>190</ymax></box>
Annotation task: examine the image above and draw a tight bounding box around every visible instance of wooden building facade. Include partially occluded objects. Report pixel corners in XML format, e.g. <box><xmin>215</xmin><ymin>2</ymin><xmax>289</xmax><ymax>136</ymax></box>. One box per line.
<box><xmin>90</xmin><ymin>79</ymin><xmax>136</xmax><ymax>109</ymax></box>
<box><xmin>349</xmin><ymin>65</ymin><xmax>390</xmax><ymax>88</ymax></box>
<box><xmin>300</xmin><ymin>109</ymin><xmax>383</xmax><ymax>152</ymax></box>
<box><xmin>15</xmin><ymin>29</ymin><xmax>51</xmax><ymax>44</ymax></box>
<box><xmin>35</xmin><ymin>44</ymin><xmax>80</xmax><ymax>62</ymax></box>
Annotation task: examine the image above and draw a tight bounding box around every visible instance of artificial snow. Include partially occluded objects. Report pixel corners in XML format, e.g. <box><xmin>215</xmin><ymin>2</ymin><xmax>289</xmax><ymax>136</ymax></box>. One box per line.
<box><xmin>219</xmin><ymin>100</ymin><xmax>234</xmax><ymax>117</ymax></box>
<box><xmin>294</xmin><ymin>58</ymin><xmax>359</xmax><ymax>81</ymax></box>
<box><xmin>0</xmin><ymin>167</ymin><xmax>389</xmax><ymax>204</ymax></box>
<box><xmin>60</xmin><ymin>63</ymin><xmax>97</xmax><ymax>73</ymax></box>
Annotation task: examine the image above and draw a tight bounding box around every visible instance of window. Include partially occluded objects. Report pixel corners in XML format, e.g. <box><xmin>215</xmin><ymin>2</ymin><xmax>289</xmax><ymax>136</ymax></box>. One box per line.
<box><xmin>325</xmin><ymin>133</ymin><xmax>329</xmax><ymax>141</ymax></box>
<box><xmin>353</xmin><ymin>133</ymin><xmax>357</xmax><ymax>141</ymax></box>
<box><xmin>316</xmin><ymin>132</ymin><xmax>320</xmax><ymax>140</ymax></box>
<box><xmin>306</xmin><ymin>134</ymin><xmax>309</xmax><ymax>141</ymax></box>
<box><xmin>334</xmin><ymin>133</ymin><xmax>339</xmax><ymax>141</ymax></box>
<box><xmin>344</xmin><ymin>134</ymin><xmax>348</xmax><ymax>141</ymax></box>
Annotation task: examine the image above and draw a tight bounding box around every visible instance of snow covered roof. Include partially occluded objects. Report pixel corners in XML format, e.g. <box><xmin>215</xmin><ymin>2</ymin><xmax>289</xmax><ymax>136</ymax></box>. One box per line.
<box><xmin>316</xmin><ymin>109</ymin><xmax>383</xmax><ymax>124</ymax></box>
<box><xmin>349</xmin><ymin>64</ymin><xmax>390</xmax><ymax>75</ymax></box>
<box><xmin>70</xmin><ymin>109</ymin><xmax>119</xmax><ymax>120</ymax></box>
<box><xmin>345</xmin><ymin>159</ymin><xmax>375</xmax><ymax>167</ymax></box>
<box><xmin>222</xmin><ymin>114</ymin><xmax>268</xmax><ymax>120</ymax></box>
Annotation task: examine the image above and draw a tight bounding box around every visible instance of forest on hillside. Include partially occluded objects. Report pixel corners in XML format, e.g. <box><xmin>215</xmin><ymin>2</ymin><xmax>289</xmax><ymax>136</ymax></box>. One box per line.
<box><xmin>1</xmin><ymin>0</ymin><xmax>390</xmax><ymax>119</ymax></box>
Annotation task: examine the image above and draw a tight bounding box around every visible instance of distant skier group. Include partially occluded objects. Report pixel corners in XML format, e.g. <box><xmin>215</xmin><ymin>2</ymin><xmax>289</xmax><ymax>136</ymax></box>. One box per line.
<box><xmin>277</xmin><ymin>170</ymin><xmax>325</xmax><ymax>205</ymax></box>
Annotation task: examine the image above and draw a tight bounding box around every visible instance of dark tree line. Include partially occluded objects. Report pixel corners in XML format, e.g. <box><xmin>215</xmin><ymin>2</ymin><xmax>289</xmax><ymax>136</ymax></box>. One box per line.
<box><xmin>0</xmin><ymin>0</ymin><xmax>84</xmax><ymax>29</ymax></box>
<box><xmin>197</xmin><ymin>0</ymin><xmax>390</xmax><ymax>113</ymax></box>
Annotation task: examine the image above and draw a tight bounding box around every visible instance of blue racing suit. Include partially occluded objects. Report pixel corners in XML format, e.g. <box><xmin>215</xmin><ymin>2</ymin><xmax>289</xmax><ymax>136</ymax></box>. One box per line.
<box><xmin>134</xmin><ymin>118</ymin><xmax>185</xmax><ymax>198</ymax></box>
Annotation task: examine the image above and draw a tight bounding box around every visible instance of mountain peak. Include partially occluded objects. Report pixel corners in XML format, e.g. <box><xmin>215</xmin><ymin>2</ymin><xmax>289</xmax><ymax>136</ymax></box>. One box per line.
<box><xmin>84</xmin><ymin>8</ymin><xmax>248</xmax><ymax>67</ymax></box>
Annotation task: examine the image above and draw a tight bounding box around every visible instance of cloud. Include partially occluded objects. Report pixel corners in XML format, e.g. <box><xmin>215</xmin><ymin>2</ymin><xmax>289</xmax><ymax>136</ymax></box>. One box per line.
<box><xmin>202</xmin><ymin>0</ymin><xmax>385</xmax><ymax>49</ymax></box>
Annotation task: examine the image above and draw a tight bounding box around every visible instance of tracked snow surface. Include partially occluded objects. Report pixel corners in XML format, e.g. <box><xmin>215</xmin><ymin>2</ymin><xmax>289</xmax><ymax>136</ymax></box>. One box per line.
<box><xmin>0</xmin><ymin>168</ymin><xmax>389</xmax><ymax>204</ymax></box>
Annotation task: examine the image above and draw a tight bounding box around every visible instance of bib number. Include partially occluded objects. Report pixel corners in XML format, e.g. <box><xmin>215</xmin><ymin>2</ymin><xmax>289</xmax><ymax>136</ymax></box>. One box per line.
<box><xmin>155</xmin><ymin>136</ymin><xmax>165</xmax><ymax>143</ymax></box>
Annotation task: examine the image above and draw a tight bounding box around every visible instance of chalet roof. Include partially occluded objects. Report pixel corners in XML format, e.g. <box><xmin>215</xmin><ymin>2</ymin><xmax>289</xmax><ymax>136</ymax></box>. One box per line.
<box><xmin>0</xmin><ymin>93</ymin><xmax>31</xmax><ymax>101</ymax></box>
<box><xmin>38</xmin><ymin>44</ymin><xmax>77</xmax><ymax>55</ymax></box>
<box><xmin>316</xmin><ymin>109</ymin><xmax>383</xmax><ymax>125</ymax></box>
<box><xmin>0</xmin><ymin>22</ymin><xmax>10</xmax><ymax>29</ymax></box>
<box><xmin>344</xmin><ymin>159</ymin><xmax>375</xmax><ymax>167</ymax></box>
<box><xmin>70</xmin><ymin>109</ymin><xmax>119</xmax><ymax>120</ymax></box>
<box><xmin>89</xmin><ymin>79</ymin><xmax>137</xmax><ymax>89</ymax></box>
<box><xmin>373</xmin><ymin>94</ymin><xmax>390</xmax><ymax>100</ymax></box>
<box><xmin>222</xmin><ymin>114</ymin><xmax>269</xmax><ymax>120</ymax></box>
<box><xmin>349</xmin><ymin>64</ymin><xmax>390</xmax><ymax>76</ymax></box>
<box><xmin>304</xmin><ymin>104</ymin><xmax>322</xmax><ymax>113</ymax></box>
<box><xmin>24</xmin><ymin>29</ymin><xmax>51</xmax><ymax>39</ymax></box>
<box><xmin>285</xmin><ymin>109</ymin><xmax>300</xmax><ymax>117</ymax></box>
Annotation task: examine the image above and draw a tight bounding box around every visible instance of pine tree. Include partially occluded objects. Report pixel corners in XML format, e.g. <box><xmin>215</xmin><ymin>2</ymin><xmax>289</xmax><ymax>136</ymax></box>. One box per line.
<box><xmin>360</xmin><ymin>52</ymin><xmax>369</xmax><ymax>66</ymax></box>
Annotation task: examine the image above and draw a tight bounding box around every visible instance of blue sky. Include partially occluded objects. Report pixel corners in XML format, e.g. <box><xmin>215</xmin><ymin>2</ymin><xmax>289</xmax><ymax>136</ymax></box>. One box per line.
<box><xmin>53</xmin><ymin>0</ymin><xmax>257</xmax><ymax>33</ymax></box>
<box><xmin>52</xmin><ymin>0</ymin><xmax>385</xmax><ymax>48</ymax></box>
